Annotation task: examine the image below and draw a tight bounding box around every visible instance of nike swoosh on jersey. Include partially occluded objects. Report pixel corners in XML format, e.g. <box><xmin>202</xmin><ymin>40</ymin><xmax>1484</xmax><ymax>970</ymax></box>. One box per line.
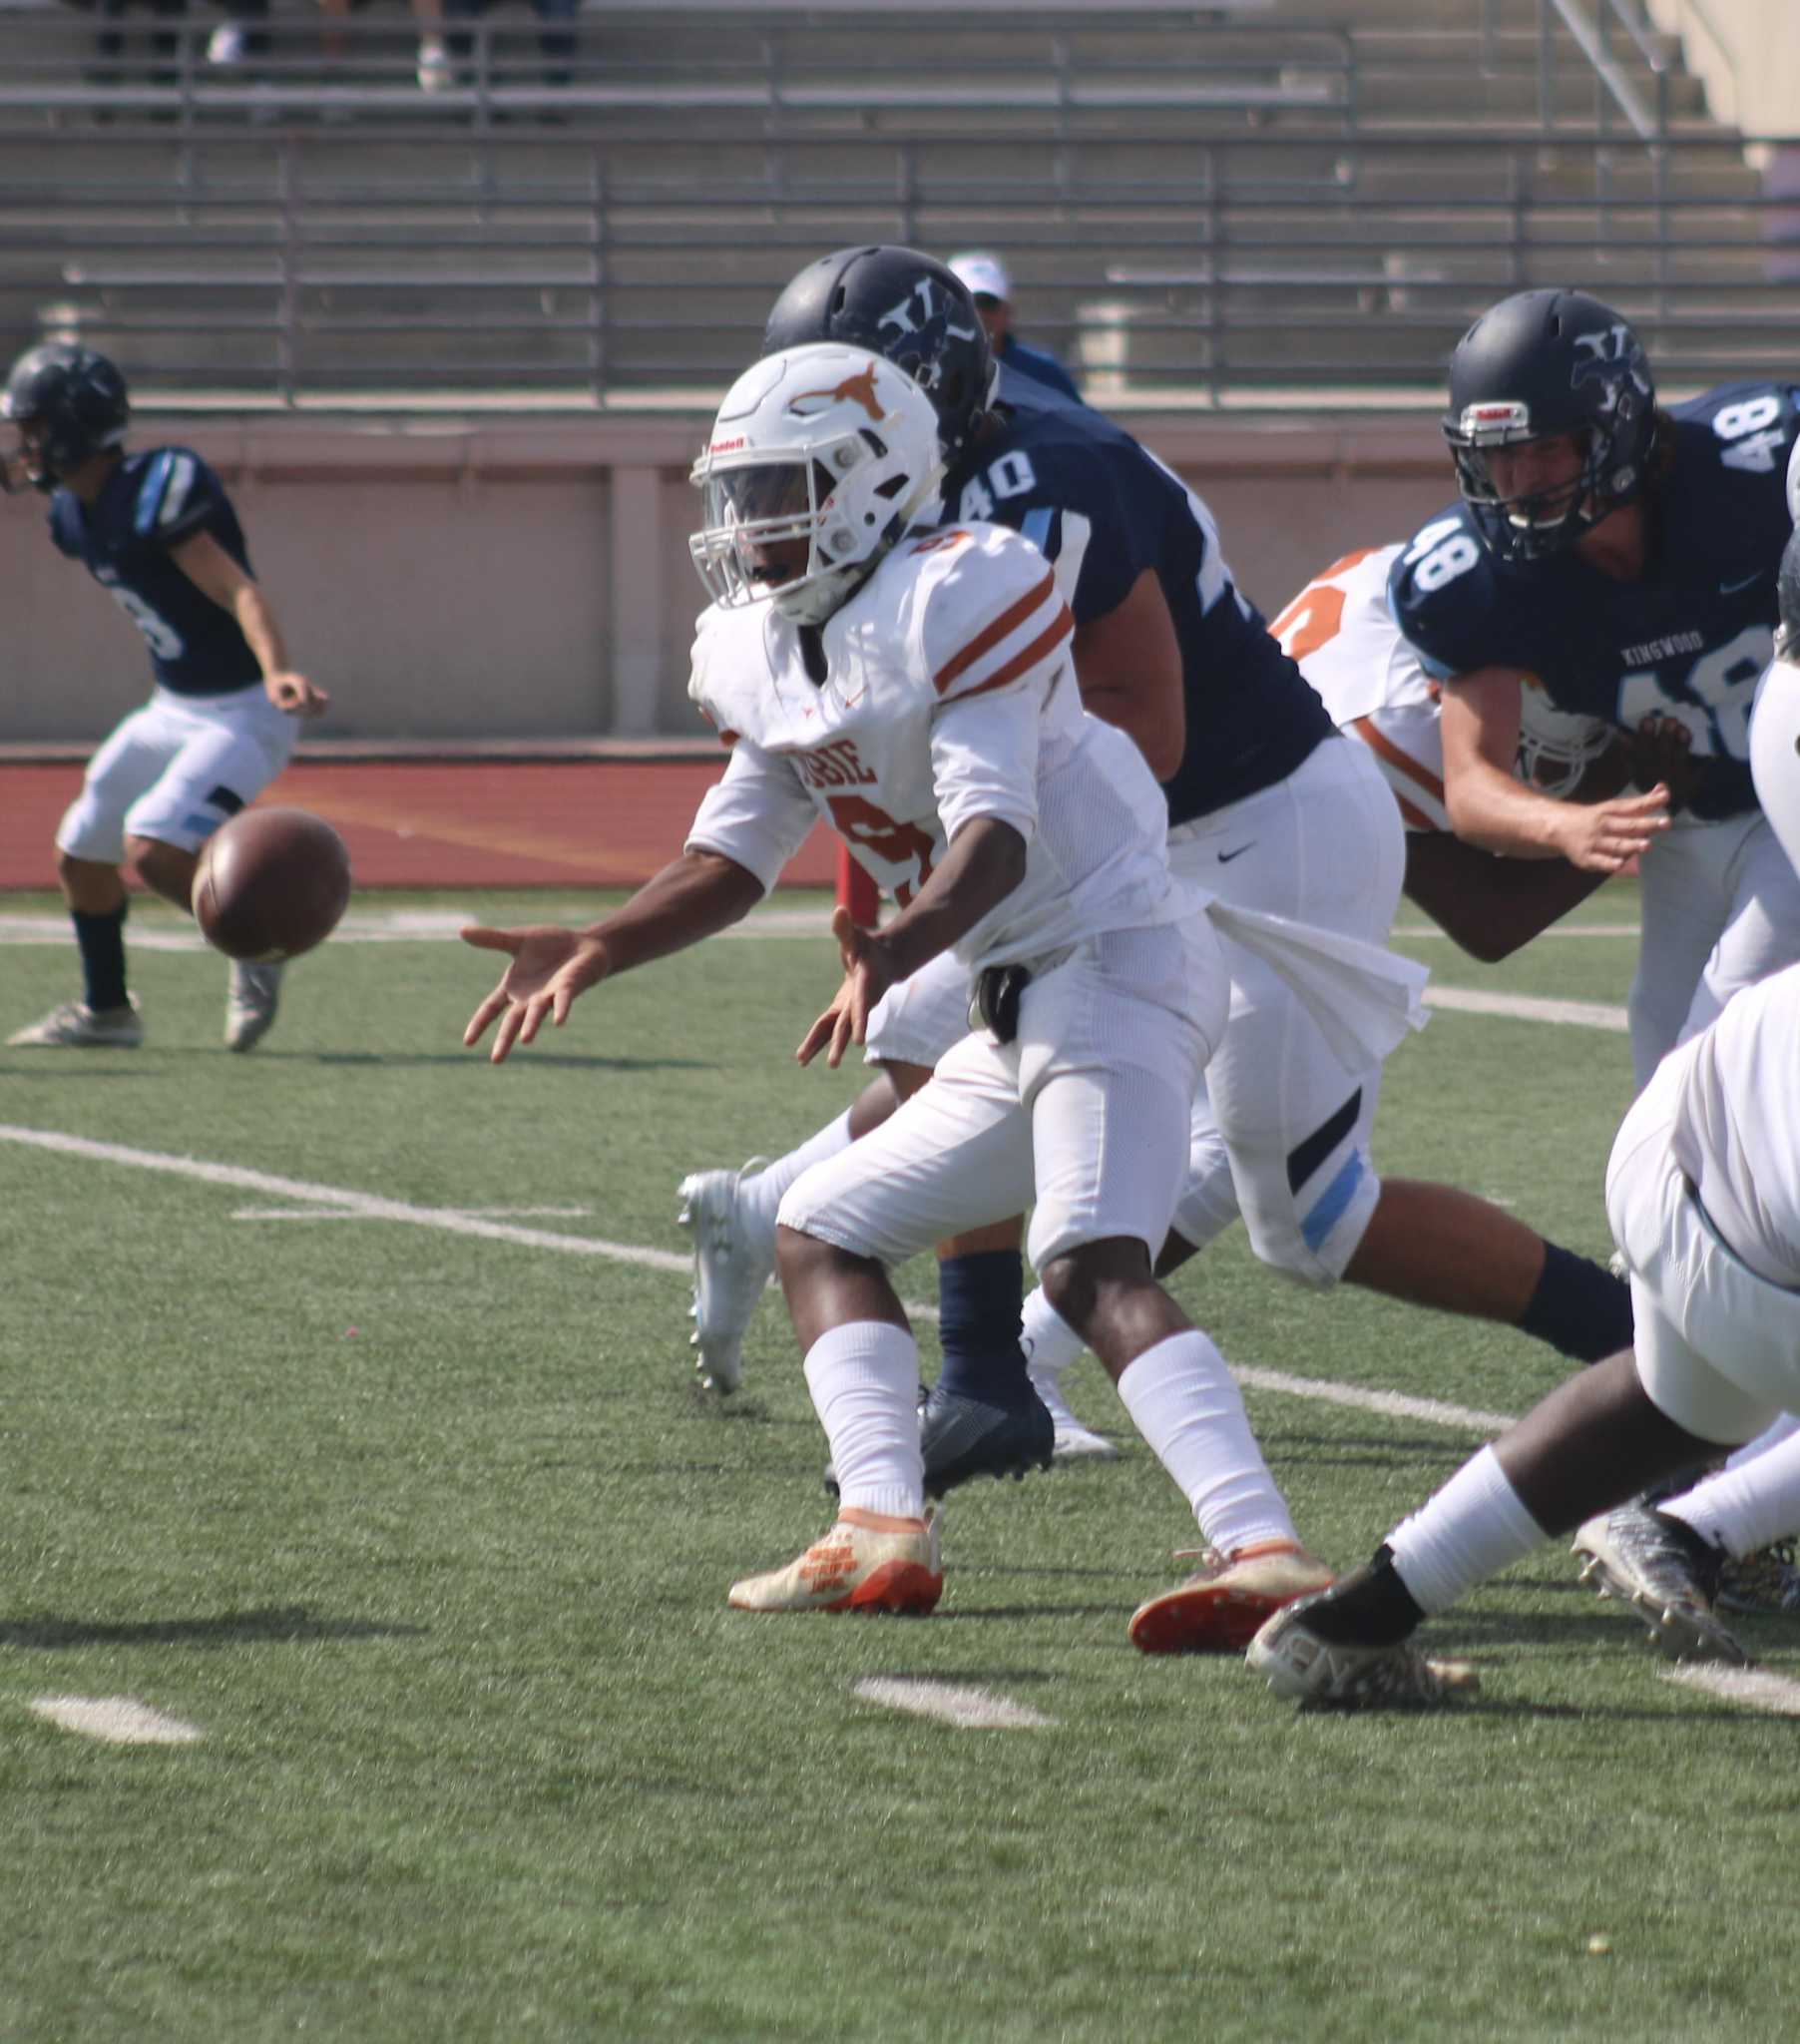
<box><xmin>1217</xmin><ymin>842</ymin><xmax>1257</xmax><ymax>863</ymax></box>
<box><xmin>1719</xmin><ymin>572</ymin><xmax>1763</xmax><ymax>595</ymax></box>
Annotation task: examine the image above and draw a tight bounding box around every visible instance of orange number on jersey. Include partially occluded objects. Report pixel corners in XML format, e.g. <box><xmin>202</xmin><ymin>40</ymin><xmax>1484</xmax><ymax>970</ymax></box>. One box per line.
<box><xmin>825</xmin><ymin>794</ymin><xmax>937</xmax><ymax>907</ymax></box>
<box><xmin>1268</xmin><ymin>549</ymin><xmax>1380</xmax><ymax>663</ymax></box>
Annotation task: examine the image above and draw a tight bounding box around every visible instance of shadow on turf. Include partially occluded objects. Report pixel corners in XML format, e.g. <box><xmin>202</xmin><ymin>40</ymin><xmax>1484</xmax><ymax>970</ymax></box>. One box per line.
<box><xmin>0</xmin><ymin>1605</ymin><xmax>426</xmax><ymax>1650</ymax></box>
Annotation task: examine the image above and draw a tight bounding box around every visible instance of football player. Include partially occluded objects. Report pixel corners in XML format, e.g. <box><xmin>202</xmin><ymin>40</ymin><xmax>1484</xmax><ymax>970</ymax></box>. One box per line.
<box><xmin>1248</xmin><ymin>540</ymin><xmax>1800</xmax><ymax>1706</ymax></box>
<box><xmin>3</xmin><ymin>341</ymin><xmax>329</xmax><ymax>1054</ymax></box>
<box><xmin>463</xmin><ymin>342</ymin><xmax>1425</xmax><ymax>1632</ymax></box>
<box><xmin>677</xmin><ymin>252</ymin><xmax>1634</xmax><ymax>1600</ymax></box>
<box><xmin>1392</xmin><ymin>286</ymin><xmax>1800</xmax><ymax>1088</ymax></box>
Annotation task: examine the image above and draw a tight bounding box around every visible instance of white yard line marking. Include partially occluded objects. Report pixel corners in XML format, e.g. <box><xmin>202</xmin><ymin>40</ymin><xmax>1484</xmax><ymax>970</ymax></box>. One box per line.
<box><xmin>30</xmin><ymin>1696</ymin><xmax>203</xmax><ymax>1746</ymax></box>
<box><xmin>1661</xmin><ymin>1665</ymin><xmax>1800</xmax><ymax>1718</ymax></box>
<box><xmin>1425</xmin><ymin>986</ymin><xmax>1628</xmax><ymax>1032</ymax></box>
<box><xmin>1230</xmin><ymin>1366</ymin><xmax>1512</xmax><ymax>1435</ymax></box>
<box><xmin>853</xmin><ymin>1677</ymin><xmax>1057</xmax><ymax>1730</ymax></box>
<box><xmin>0</xmin><ymin>1125</ymin><xmax>1514</xmax><ymax>1437</ymax></box>
<box><xmin>1396</xmin><ymin>922</ymin><xmax>1640</xmax><ymax>940</ymax></box>
<box><xmin>230</xmin><ymin>1204</ymin><xmax>591</xmax><ymax>1222</ymax></box>
<box><xmin>0</xmin><ymin>1125</ymin><xmax>690</xmax><ymax>1275</ymax></box>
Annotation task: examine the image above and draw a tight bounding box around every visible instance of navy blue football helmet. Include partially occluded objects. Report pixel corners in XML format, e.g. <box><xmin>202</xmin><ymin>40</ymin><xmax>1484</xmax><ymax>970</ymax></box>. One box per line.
<box><xmin>2</xmin><ymin>341</ymin><xmax>130</xmax><ymax>489</ymax></box>
<box><xmin>1442</xmin><ymin>288</ymin><xmax>1656</xmax><ymax>563</ymax></box>
<box><xmin>763</xmin><ymin>246</ymin><xmax>996</xmax><ymax>458</ymax></box>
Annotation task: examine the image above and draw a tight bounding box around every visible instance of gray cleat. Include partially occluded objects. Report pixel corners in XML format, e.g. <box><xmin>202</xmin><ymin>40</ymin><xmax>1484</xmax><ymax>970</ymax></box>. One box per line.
<box><xmin>225</xmin><ymin>959</ymin><xmax>283</xmax><ymax>1053</ymax></box>
<box><xmin>8</xmin><ymin>996</ymin><xmax>143</xmax><ymax>1049</ymax></box>
<box><xmin>1572</xmin><ymin>1501</ymin><xmax>1748</xmax><ymax>1664</ymax></box>
<box><xmin>1247</xmin><ymin>1595</ymin><xmax>1481</xmax><ymax>1710</ymax></box>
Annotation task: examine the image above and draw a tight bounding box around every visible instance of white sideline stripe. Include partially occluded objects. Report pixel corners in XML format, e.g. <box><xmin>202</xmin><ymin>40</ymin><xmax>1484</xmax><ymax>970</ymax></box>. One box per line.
<box><xmin>1662</xmin><ymin>1665</ymin><xmax>1800</xmax><ymax>1718</ymax></box>
<box><xmin>0</xmin><ymin>1125</ymin><xmax>1520</xmax><ymax>1436</ymax></box>
<box><xmin>0</xmin><ymin>907</ymin><xmax>835</xmax><ymax>950</ymax></box>
<box><xmin>854</xmin><ymin>1677</ymin><xmax>1057</xmax><ymax>1730</ymax></box>
<box><xmin>31</xmin><ymin>1696</ymin><xmax>203</xmax><ymax>1746</ymax></box>
<box><xmin>1425</xmin><ymin>985</ymin><xmax>1628</xmax><ymax>1032</ymax></box>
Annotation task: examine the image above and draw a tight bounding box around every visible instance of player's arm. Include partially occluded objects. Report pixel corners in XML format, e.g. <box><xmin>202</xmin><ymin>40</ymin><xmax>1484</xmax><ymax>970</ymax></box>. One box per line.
<box><xmin>797</xmin><ymin>814</ymin><xmax>1027</xmax><ymax>1070</ymax></box>
<box><xmin>465</xmin><ymin>732</ymin><xmax>810</xmax><ymax>1063</ymax></box>
<box><xmin>1401</xmin><ymin>832</ymin><xmax>1607</xmax><ymax>962</ymax></box>
<box><xmin>168</xmin><ymin>528</ymin><xmax>328</xmax><ymax>716</ymax></box>
<box><xmin>1070</xmin><ymin>565</ymin><xmax>1184</xmax><ymax>779</ymax></box>
<box><xmin>1441</xmin><ymin>666</ymin><xmax>1668</xmax><ymax>871</ymax></box>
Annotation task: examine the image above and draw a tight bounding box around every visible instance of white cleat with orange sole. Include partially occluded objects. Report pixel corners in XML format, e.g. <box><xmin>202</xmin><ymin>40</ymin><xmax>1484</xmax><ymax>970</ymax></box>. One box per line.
<box><xmin>728</xmin><ymin>1513</ymin><xmax>944</xmax><ymax>1616</ymax></box>
<box><xmin>1128</xmin><ymin>1539</ymin><xmax>1335</xmax><ymax>1654</ymax></box>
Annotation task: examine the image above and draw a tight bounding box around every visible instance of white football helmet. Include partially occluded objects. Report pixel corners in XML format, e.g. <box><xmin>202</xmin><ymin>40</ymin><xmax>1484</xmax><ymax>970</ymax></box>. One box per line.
<box><xmin>1516</xmin><ymin>679</ymin><xmax>1615</xmax><ymax>799</ymax></box>
<box><xmin>689</xmin><ymin>342</ymin><xmax>944</xmax><ymax>626</ymax></box>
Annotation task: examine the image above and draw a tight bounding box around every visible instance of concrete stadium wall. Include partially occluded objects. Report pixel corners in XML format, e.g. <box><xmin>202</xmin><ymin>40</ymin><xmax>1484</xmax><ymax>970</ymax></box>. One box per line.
<box><xmin>2</xmin><ymin>411</ymin><xmax>1455</xmax><ymax>747</ymax></box>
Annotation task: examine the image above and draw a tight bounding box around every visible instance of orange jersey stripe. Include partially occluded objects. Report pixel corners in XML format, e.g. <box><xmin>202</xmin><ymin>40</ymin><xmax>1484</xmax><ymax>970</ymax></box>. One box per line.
<box><xmin>1352</xmin><ymin>715</ymin><xmax>1446</xmax><ymax>807</ymax></box>
<box><xmin>934</xmin><ymin>568</ymin><xmax>1059</xmax><ymax>696</ymax></box>
<box><xmin>941</xmin><ymin>603</ymin><xmax>1075</xmax><ymax>704</ymax></box>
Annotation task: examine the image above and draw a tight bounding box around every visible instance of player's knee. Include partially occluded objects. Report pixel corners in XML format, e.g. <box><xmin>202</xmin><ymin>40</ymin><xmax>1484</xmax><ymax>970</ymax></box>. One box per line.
<box><xmin>1242</xmin><ymin>1159</ymin><xmax>1380</xmax><ymax>1291</ymax></box>
<box><xmin>1040</xmin><ymin>1236</ymin><xmax>1153</xmax><ymax>1346</ymax></box>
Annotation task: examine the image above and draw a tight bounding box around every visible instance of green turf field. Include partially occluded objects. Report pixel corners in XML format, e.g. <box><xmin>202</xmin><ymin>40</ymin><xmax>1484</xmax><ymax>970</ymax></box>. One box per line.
<box><xmin>2</xmin><ymin>882</ymin><xmax>1794</xmax><ymax>2042</ymax></box>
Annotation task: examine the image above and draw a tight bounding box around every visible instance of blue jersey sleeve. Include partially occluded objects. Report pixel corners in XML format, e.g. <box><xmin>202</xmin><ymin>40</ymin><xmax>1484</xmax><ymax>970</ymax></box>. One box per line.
<box><xmin>1386</xmin><ymin>508</ymin><xmax>1515</xmax><ymax>681</ymax></box>
<box><xmin>130</xmin><ymin>448</ymin><xmax>232</xmax><ymax>550</ymax></box>
<box><xmin>954</xmin><ymin>428</ymin><xmax>1162</xmax><ymax>624</ymax></box>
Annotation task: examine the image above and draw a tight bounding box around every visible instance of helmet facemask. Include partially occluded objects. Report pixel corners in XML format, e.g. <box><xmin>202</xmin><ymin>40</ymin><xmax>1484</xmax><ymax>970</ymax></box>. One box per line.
<box><xmin>1446</xmin><ymin>419</ymin><xmax>1636</xmax><ymax>565</ymax></box>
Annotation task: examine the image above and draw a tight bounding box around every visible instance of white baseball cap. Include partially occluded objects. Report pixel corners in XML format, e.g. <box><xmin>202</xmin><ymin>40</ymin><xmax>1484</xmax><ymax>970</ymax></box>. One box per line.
<box><xmin>948</xmin><ymin>252</ymin><xmax>1011</xmax><ymax>303</ymax></box>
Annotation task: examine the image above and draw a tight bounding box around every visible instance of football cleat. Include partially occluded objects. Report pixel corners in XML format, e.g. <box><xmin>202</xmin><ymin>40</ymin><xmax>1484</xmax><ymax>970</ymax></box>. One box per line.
<box><xmin>1717</xmin><ymin>1540</ymin><xmax>1800</xmax><ymax>1617</ymax></box>
<box><xmin>225</xmin><ymin>959</ymin><xmax>283</xmax><ymax>1053</ymax></box>
<box><xmin>8</xmin><ymin>996</ymin><xmax>142</xmax><ymax>1049</ymax></box>
<box><xmin>1572</xmin><ymin>1501</ymin><xmax>1748</xmax><ymax>1663</ymax></box>
<box><xmin>1029</xmin><ymin>1366</ymin><xmax>1122</xmax><ymax>1462</ymax></box>
<box><xmin>727</xmin><ymin>1512</ymin><xmax>943</xmax><ymax>1615</ymax></box>
<box><xmin>1128</xmin><ymin>1540</ymin><xmax>1335</xmax><ymax>1655</ymax></box>
<box><xmin>1247</xmin><ymin>1596</ymin><xmax>1482</xmax><ymax>1710</ymax></box>
<box><xmin>676</xmin><ymin>1158</ymin><xmax>776</xmax><ymax>1394</ymax></box>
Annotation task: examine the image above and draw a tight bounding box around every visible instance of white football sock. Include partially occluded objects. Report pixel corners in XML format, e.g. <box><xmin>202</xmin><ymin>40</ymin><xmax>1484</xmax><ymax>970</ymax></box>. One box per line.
<box><xmin>1116</xmin><ymin>1329</ymin><xmax>1295</xmax><ymax>1556</ymax></box>
<box><xmin>741</xmin><ymin>1109</ymin><xmax>857</xmax><ymax>1252</ymax></box>
<box><xmin>1662</xmin><ymin>1421</ymin><xmax>1800</xmax><ymax>1561</ymax></box>
<box><xmin>803</xmin><ymin>1319</ymin><xmax>925</xmax><ymax>1522</ymax></box>
<box><xmin>1020</xmin><ymin>1285</ymin><xmax>1086</xmax><ymax>1384</ymax></box>
<box><xmin>1387</xmin><ymin>1445</ymin><xmax>1547</xmax><ymax>1615</ymax></box>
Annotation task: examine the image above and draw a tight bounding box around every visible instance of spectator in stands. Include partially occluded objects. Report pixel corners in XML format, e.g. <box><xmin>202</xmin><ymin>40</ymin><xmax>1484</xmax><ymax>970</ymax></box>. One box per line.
<box><xmin>443</xmin><ymin>0</ymin><xmax>579</xmax><ymax>92</ymax></box>
<box><xmin>204</xmin><ymin>0</ymin><xmax>266</xmax><ymax>68</ymax></box>
<box><xmin>71</xmin><ymin>0</ymin><xmax>188</xmax><ymax>94</ymax></box>
<box><xmin>311</xmin><ymin>0</ymin><xmax>452</xmax><ymax>95</ymax></box>
<box><xmin>947</xmin><ymin>251</ymin><xmax>1083</xmax><ymax>404</ymax></box>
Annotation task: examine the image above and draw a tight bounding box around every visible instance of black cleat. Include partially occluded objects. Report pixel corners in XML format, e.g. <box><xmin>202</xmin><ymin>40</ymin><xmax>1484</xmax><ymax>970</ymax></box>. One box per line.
<box><xmin>824</xmin><ymin>1383</ymin><xmax>1057</xmax><ymax>1500</ymax></box>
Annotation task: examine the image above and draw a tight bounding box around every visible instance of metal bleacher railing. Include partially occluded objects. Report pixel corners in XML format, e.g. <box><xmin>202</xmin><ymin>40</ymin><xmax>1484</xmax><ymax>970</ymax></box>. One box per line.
<box><xmin>2</xmin><ymin>0</ymin><xmax>1796</xmax><ymax>409</ymax></box>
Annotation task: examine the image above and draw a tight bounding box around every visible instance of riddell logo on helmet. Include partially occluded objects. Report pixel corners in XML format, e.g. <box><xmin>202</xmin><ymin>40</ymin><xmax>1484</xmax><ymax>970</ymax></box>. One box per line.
<box><xmin>792</xmin><ymin>363</ymin><xmax>886</xmax><ymax>424</ymax></box>
<box><xmin>710</xmin><ymin>437</ymin><xmax>746</xmax><ymax>453</ymax></box>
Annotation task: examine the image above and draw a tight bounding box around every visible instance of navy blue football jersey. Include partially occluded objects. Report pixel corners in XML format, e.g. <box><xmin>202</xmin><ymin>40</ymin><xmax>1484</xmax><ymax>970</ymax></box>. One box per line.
<box><xmin>946</xmin><ymin>382</ymin><xmax>1334</xmax><ymax>825</ymax></box>
<box><xmin>1390</xmin><ymin>382</ymin><xmax>1800</xmax><ymax>818</ymax></box>
<box><xmin>48</xmin><ymin>446</ymin><xmax>262</xmax><ymax>696</ymax></box>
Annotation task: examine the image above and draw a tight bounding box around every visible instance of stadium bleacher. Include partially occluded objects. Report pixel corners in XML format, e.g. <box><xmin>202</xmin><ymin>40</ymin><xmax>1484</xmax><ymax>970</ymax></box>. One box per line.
<box><xmin>0</xmin><ymin>0</ymin><xmax>1787</xmax><ymax>406</ymax></box>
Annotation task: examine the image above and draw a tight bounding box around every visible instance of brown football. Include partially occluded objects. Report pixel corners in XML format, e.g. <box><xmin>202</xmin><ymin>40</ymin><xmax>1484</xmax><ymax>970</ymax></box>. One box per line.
<box><xmin>192</xmin><ymin>806</ymin><xmax>352</xmax><ymax>962</ymax></box>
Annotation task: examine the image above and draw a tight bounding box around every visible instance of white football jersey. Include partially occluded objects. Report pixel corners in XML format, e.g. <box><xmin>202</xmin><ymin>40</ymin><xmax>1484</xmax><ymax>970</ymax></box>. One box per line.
<box><xmin>1667</xmin><ymin>961</ymin><xmax>1800</xmax><ymax>1286</ymax></box>
<box><xmin>685</xmin><ymin>521</ymin><xmax>1190</xmax><ymax>970</ymax></box>
<box><xmin>1271</xmin><ymin>543</ymin><xmax>1612</xmax><ymax>831</ymax></box>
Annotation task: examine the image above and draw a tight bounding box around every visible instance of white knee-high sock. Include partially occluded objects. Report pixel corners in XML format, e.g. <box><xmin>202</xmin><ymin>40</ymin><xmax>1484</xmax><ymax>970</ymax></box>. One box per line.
<box><xmin>1020</xmin><ymin>1286</ymin><xmax>1086</xmax><ymax>1383</ymax></box>
<box><xmin>803</xmin><ymin>1319</ymin><xmax>924</xmax><ymax>1522</ymax></box>
<box><xmin>1386</xmin><ymin>1445</ymin><xmax>1547</xmax><ymax>1615</ymax></box>
<box><xmin>1116</xmin><ymin>1330</ymin><xmax>1296</xmax><ymax>1556</ymax></box>
<box><xmin>742</xmin><ymin>1109</ymin><xmax>857</xmax><ymax>1250</ymax></box>
<box><xmin>1663</xmin><ymin>1423</ymin><xmax>1800</xmax><ymax>1561</ymax></box>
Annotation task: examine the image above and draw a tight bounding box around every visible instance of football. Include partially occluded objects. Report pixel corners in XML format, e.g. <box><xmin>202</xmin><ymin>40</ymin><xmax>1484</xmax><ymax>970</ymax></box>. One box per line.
<box><xmin>192</xmin><ymin>806</ymin><xmax>352</xmax><ymax>962</ymax></box>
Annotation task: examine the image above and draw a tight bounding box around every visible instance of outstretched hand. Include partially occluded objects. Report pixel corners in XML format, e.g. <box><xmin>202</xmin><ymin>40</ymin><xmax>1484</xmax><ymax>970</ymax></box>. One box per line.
<box><xmin>795</xmin><ymin>905</ymin><xmax>897</xmax><ymax>1068</ymax></box>
<box><xmin>462</xmin><ymin>923</ymin><xmax>609</xmax><ymax>1063</ymax></box>
<box><xmin>1556</xmin><ymin>782</ymin><xmax>1671</xmax><ymax>874</ymax></box>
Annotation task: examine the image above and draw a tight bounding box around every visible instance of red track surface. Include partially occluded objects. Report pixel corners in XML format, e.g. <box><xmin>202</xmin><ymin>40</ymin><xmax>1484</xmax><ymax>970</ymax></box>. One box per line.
<box><xmin>0</xmin><ymin>759</ymin><xmax>839</xmax><ymax>892</ymax></box>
